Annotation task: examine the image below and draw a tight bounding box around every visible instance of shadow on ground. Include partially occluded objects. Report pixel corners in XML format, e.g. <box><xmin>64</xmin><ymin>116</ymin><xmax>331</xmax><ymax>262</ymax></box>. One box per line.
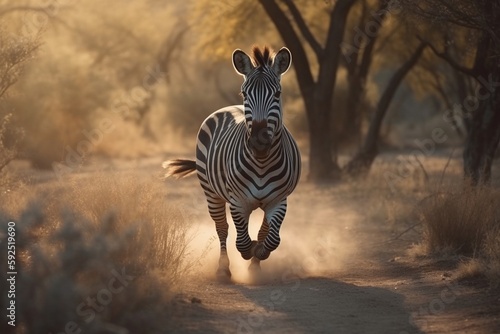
<box><xmin>173</xmin><ymin>276</ymin><xmax>421</xmax><ymax>334</ymax></box>
<box><xmin>232</xmin><ymin>276</ymin><xmax>421</xmax><ymax>334</ymax></box>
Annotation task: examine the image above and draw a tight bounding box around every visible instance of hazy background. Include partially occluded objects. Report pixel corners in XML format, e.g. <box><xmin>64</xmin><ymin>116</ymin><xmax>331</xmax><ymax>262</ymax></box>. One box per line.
<box><xmin>0</xmin><ymin>0</ymin><xmax>467</xmax><ymax>172</ymax></box>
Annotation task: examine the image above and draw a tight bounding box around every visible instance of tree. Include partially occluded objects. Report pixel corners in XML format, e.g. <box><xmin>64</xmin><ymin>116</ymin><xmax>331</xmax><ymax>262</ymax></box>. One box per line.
<box><xmin>340</xmin><ymin>0</ymin><xmax>390</xmax><ymax>145</ymax></box>
<box><xmin>191</xmin><ymin>0</ymin><xmax>339</xmax><ymax>180</ymax></box>
<box><xmin>257</xmin><ymin>0</ymin><xmax>357</xmax><ymax>181</ymax></box>
<box><xmin>193</xmin><ymin>0</ymin><xmax>428</xmax><ymax>181</ymax></box>
<box><xmin>344</xmin><ymin>41</ymin><xmax>427</xmax><ymax>176</ymax></box>
<box><xmin>263</xmin><ymin>0</ymin><xmax>430</xmax><ymax>180</ymax></box>
<box><xmin>339</xmin><ymin>1</ymin><xmax>430</xmax><ymax>177</ymax></box>
<box><xmin>263</xmin><ymin>0</ymin><xmax>430</xmax><ymax>179</ymax></box>
<box><xmin>401</xmin><ymin>0</ymin><xmax>500</xmax><ymax>185</ymax></box>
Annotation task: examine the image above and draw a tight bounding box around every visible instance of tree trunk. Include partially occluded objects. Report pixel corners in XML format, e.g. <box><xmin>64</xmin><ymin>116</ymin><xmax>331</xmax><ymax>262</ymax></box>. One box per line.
<box><xmin>342</xmin><ymin>1</ymin><xmax>389</xmax><ymax>146</ymax></box>
<box><xmin>463</xmin><ymin>83</ymin><xmax>500</xmax><ymax>185</ymax></box>
<box><xmin>308</xmin><ymin>96</ymin><xmax>341</xmax><ymax>181</ymax></box>
<box><xmin>463</xmin><ymin>10</ymin><xmax>500</xmax><ymax>186</ymax></box>
<box><xmin>344</xmin><ymin>42</ymin><xmax>427</xmax><ymax>177</ymax></box>
<box><xmin>308</xmin><ymin>0</ymin><xmax>356</xmax><ymax>181</ymax></box>
<box><xmin>343</xmin><ymin>75</ymin><xmax>364</xmax><ymax>144</ymax></box>
<box><xmin>258</xmin><ymin>0</ymin><xmax>356</xmax><ymax>182</ymax></box>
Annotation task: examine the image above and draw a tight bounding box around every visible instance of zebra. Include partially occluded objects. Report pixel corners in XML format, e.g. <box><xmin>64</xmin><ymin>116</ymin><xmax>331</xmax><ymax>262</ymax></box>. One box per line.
<box><xmin>164</xmin><ymin>46</ymin><xmax>301</xmax><ymax>278</ymax></box>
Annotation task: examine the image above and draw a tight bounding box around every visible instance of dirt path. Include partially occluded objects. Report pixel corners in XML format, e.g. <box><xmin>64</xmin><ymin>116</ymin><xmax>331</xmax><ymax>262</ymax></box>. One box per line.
<box><xmin>163</xmin><ymin>170</ymin><xmax>500</xmax><ymax>334</ymax></box>
<box><xmin>172</xmin><ymin>253</ymin><xmax>500</xmax><ymax>334</ymax></box>
<box><xmin>175</xmin><ymin>273</ymin><xmax>419</xmax><ymax>334</ymax></box>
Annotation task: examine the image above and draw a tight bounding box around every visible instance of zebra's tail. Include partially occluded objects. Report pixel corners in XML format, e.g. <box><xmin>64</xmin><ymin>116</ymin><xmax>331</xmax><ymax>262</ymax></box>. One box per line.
<box><xmin>162</xmin><ymin>159</ymin><xmax>197</xmax><ymax>179</ymax></box>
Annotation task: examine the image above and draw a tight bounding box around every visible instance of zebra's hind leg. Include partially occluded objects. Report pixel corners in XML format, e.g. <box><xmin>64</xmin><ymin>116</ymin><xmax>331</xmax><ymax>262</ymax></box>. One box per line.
<box><xmin>249</xmin><ymin>217</ymin><xmax>269</xmax><ymax>272</ymax></box>
<box><xmin>206</xmin><ymin>196</ymin><xmax>231</xmax><ymax>279</ymax></box>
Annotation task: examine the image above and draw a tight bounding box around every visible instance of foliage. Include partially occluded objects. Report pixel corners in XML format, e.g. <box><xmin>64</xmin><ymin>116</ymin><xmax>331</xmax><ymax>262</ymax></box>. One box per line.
<box><xmin>190</xmin><ymin>0</ymin><xmax>272</xmax><ymax>59</ymax></box>
<box><xmin>0</xmin><ymin>29</ymin><xmax>38</xmax><ymax>99</ymax></box>
<box><xmin>1</xmin><ymin>1</ymin><xmax>181</xmax><ymax>168</ymax></box>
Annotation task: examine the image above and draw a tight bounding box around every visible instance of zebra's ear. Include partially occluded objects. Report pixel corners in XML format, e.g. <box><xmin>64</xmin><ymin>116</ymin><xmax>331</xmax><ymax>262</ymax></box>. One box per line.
<box><xmin>232</xmin><ymin>49</ymin><xmax>254</xmax><ymax>76</ymax></box>
<box><xmin>272</xmin><ymin>47</ymin><xmax>292</xmax><ymax>76</ymax></box>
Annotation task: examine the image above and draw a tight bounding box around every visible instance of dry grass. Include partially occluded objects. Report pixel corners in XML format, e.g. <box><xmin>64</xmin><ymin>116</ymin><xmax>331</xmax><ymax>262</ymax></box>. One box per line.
<box><xmin>417</xmin><ymin>186</ymin><xmax>500</xmax><ymax>284</ymax></box>
<box><xmin>0</xmin><ymin>172</ymin><xmax>192</xmax><ymax>333</ymax></box>
<box><xmin>418</xmin><ymin>187</ymin><xmax>500</xmax><ymax>255</ymax></box>
<box><xmin>456</xmin><ymin>260</ymin><xmax>486</xmax><ymax>280</ymax></box>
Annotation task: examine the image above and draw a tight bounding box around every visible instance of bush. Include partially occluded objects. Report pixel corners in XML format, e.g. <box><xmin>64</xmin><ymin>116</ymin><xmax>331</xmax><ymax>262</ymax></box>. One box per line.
<box><xmin>0</xmin><ymin>173</ymin><xmax>192</xmax><ymax>333</ymax></box>
<box><xmin>0</xmin><ymin>114</ymin><xmax>23</xmax><ymax>190</ymax></box>
<box><xmin>0</xmin><ymin>115</ymin><xmax>17</xmax><ymax>170</ymax></box>
<box><xmin>418</xmin><ymin>187</ymin><xmax>500</xmax><ymax>256</ymax></box>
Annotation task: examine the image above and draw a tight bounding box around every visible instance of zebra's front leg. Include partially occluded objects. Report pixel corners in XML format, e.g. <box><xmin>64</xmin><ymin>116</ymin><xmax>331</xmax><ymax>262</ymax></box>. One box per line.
<box><xmin>206</xmin><ymin>196</ymin><xmax>231</xmax><ymax>279</ymax></box>
<box><xmin>253</xmin><ymin>199</ymin><xmax>287</xmax><ymax>261</ymax></box>
<box><xmin>249</xmin><ymin>217</ymin><xmax>269</xmax><ymax>272</ymax></box>
<box><xmin>229</xmin><ymin>203</ymin><xmax>256</xmax><ymax>260</ymax></box>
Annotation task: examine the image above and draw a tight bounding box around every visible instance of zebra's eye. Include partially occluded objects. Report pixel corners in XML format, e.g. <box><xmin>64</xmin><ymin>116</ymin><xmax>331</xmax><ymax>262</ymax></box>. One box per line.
<box><xmin>274</xmin><ymin>91</ymin><xmax>281</xmax><ymax>98</ymax></box>
<box><xmin>240</xmin><ymin>91</ymin><xmax>247</xmax><ymax>99</ymax></box>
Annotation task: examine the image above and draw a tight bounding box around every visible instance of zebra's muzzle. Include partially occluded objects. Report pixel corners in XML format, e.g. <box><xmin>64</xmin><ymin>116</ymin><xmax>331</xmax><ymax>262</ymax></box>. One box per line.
<box><xmin>250</xmin><ymin>145</ymin><xmax>270</xmax><ymax>158</ymax></box>
<box><xmin>248</xmin><ymin>122</ymin><xmax>272</xmax><ymax>158</ymax></box>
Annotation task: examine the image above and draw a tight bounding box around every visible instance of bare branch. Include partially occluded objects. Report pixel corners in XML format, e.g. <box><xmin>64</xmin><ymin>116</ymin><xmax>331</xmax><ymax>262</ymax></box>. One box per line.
<box><xmin>344</xmin><ymin>41</ymin><xmax>428</xmax><ymax>176</ymax></box>
<box><xmin>281</xmin><ymin>0</ymin><xmax>324</xmax><ymax>62</ymax></box>
<box><xmin>357</xmin><ymin>1</ymin><xmax>389</xmax><ymax>82</ymax></box>
<box><xmin>0</xmin><ymin>37</ymin><xmax>40</xmax><ymax>98</ymax></box>
<box><xmin>400</xmin><ymin>1</ymin><xmax>482</xmax><ymax>32</ymax></box>
<box><xmin>258</xmin><ymin>0</ymin><xmax>315</xmax><ymax>98</ymax></box>
<box><xmin>316</xmin><ymin>0</ymin><xmax>357</xmax><ymax>95</ymax></box>
<box><xmin>417</xmin><ymin>35</ymin><xmax>476</xmax><ymax>77</ymax></box>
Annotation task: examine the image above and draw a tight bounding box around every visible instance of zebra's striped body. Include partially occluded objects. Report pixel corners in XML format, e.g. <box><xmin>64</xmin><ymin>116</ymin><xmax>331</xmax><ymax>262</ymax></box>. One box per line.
<box><xmin>165</xmin><ymin>46</ymin><xmax>300</xmax><ymax>278</ymax></box>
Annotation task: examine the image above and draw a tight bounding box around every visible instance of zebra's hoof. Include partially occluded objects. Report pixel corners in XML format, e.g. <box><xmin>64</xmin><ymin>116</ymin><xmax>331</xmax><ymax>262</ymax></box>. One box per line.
<box><xmin>253</xmin><ymin>243</ymin><xmax>270</xmax><ymax>260</ymax></box>
<box><xmin>241</xmin><ymin>241</ymin><xmax>258</xmax><ymax>260</ymax></box>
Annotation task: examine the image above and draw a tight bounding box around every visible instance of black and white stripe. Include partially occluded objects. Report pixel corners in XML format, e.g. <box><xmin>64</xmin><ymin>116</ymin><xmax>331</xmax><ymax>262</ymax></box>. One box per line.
<box><xmin>164</xmin><ymin>46</ymin><xmax>301</xmax><ymax>277</ymax></box>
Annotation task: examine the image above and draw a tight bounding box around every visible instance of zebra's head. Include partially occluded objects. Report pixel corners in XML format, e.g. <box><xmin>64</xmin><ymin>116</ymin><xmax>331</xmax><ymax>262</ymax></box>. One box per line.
<box><xmin>232</xmin><ymin>46</ymin><xmax>292</xmax><ymax>159</ymax></box>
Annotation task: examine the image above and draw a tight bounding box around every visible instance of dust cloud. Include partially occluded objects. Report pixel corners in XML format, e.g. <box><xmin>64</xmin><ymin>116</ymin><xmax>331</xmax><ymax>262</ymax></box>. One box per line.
<box><xmin>184</xmin><ymin>182</ymin><xmax>364</xmax><ymax>285</ymax></box>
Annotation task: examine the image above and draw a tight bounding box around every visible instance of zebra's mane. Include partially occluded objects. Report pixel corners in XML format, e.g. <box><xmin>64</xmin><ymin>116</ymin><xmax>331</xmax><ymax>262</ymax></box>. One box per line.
<box><xmin>251</xmin><ymin>46</ymin><xmax>274</xmax><ymax>68</ymax></box>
